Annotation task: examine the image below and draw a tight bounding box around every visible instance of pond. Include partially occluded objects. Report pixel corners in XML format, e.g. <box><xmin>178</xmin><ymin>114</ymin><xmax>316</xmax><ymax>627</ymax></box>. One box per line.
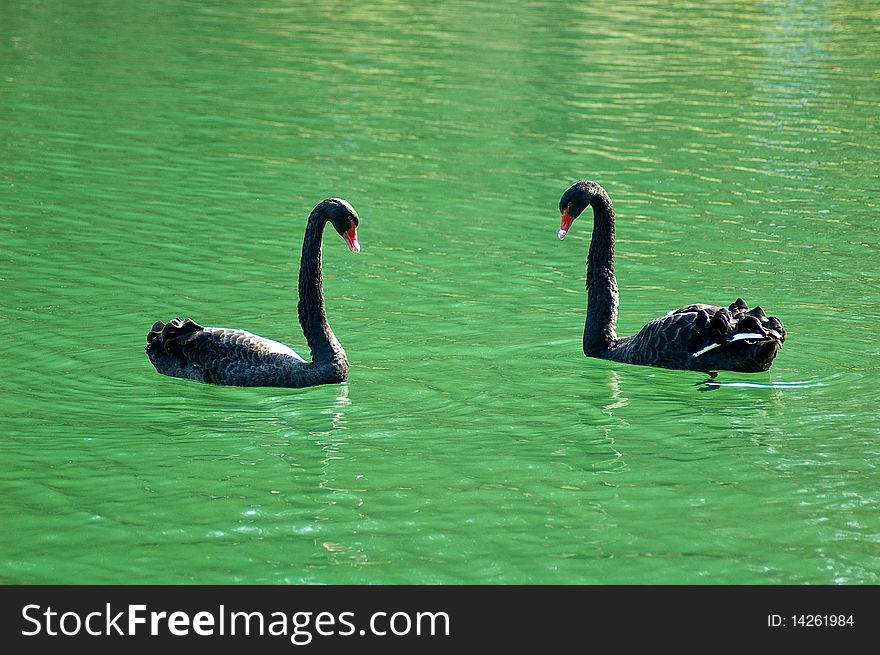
<box><xmin>1</xmin><ymin>0</ymin><xmax>877</xmax><ymax>583</ymax></box>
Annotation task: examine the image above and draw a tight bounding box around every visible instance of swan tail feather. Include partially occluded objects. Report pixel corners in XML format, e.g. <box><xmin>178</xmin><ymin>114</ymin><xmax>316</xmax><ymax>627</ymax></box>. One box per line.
<box><xmin>689</xmin><ymin>300</ymin><xmax>785</xmax><ymax>371</ymax></box>
<box><xmin>146</xmin><ymin>317</ymin><xmax>205</xmax><ymax>357</ymax></box>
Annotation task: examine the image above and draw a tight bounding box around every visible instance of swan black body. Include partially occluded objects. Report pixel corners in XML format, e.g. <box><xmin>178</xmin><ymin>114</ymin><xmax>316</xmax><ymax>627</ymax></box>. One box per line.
<box><xmin>558</xmin><ymin>181</ymin><xmax>785</xmax><ymax>373</ymax></box>
<box><xmin>146</xmin><ymin>198</ymin><xmax>361</xmax><ymax>387</ymax></box>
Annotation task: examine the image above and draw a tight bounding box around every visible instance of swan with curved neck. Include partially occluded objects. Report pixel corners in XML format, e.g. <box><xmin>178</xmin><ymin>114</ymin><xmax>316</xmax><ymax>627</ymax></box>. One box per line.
<box><xmin>558</xmin><ymin>180</ymin><xmax>785</xmax><ymax>373</ymax></box>
<box><xmin>146</xmin><ymin>198</ymin><xmax>361</xmax><ymax>387</ymax></box>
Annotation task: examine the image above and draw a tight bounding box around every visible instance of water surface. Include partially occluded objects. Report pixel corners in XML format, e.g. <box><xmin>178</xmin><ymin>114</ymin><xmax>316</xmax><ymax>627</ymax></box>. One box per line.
<box><xmin>1</xmin><ymin>0</ymin><xmax>878</xmax><ymax>584</ymax></box>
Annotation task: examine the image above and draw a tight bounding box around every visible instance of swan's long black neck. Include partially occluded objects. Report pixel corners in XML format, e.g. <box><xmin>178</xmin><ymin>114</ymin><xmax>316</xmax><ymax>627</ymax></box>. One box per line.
<box><xmin>298</xmin><ymin>207</ymin><xmax>348</xmax><ymax>375</ymax></box>
<box><xmin>584</xmin><ymin>184</ymin><xmax>619</xmax><ymax>356</ymax></box>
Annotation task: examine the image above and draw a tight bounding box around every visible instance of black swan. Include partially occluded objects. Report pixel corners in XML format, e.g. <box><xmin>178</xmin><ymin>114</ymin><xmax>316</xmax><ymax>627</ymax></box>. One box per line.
<box><xmin>557</xmin><ymin>180</ymin><xmax>785</xmax><ymax>373</ymax></box>
<box><xmin>146</xmin><ymin>198</ymin><xmax>361</xmax><ymax>387</ymax></box>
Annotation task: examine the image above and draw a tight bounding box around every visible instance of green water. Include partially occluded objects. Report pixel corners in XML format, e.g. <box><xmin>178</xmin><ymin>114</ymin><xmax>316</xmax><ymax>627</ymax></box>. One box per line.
<box><xmin>2</xmin><ymin>0</ymin><xmax>878</xmax><ymax>584</ymax></box>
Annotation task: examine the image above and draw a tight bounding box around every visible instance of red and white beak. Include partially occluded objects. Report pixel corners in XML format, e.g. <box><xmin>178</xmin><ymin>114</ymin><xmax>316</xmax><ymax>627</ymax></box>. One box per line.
<box><xmin>343</xmin><ymin>226</ymin><xmax>361</xmax><ymax>253</ymax></box>
<box><xmin>558</xmin><ymin>208</ymin><xmax>575</xmax><ymax>240</ymax></box>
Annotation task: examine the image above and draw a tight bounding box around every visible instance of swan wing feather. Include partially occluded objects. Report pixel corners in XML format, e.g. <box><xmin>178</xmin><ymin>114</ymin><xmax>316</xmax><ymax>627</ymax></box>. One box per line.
<box><xmin>146</xmin><ymin>318</ymin><xmax>308</xmax><ymax>385</ymax></box>
<box><xmin>615</xmin><ymin>300</ymin><xmax>785</xmax><ymax>372</ymax></box>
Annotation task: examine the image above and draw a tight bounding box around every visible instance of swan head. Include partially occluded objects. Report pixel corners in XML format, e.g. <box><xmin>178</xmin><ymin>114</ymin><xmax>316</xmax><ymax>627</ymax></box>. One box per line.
<box><xmin>557</xmin><ymin>180</ymin><xmax>598</xmax><ymax>239</ymax></box>
<box><xmin>321</xmin><ymin>198</ymin><xmax>361</xmax><ymax>253</ymax></box>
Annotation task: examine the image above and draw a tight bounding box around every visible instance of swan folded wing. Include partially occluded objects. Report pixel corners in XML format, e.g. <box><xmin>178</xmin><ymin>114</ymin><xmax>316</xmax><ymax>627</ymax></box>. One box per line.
<box><xmin>620</xmin><ymin>299</ymin><xmax>784</xmax><ymax>373</ymax></box>
<box><xmin>687</xmin><ymin>299</ymin><xmax>786</xmax><ymax>358</ymax></box>
<box><xmin>147</xmin><ymin>319</ymin><xmax>308</xmax><ymax>385</ymax></box>
<box><xmin>178</xmin><ymin>328</ymin><xmax>306</xmax><ymax>386</ymax></box>
<box><xmin>180</xmin><ymin>328</ymin><xmax>307</xmax><ymax>384</ymax></box>
<box><xmin>200</xmin><ymin>328</ymin><xmax>303</xmax><ymax>360</ymax></box>
<box><xmin>615</xmin><ymin>311</ymin><xmax>706</xmax><ymax>369</ymax></box>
